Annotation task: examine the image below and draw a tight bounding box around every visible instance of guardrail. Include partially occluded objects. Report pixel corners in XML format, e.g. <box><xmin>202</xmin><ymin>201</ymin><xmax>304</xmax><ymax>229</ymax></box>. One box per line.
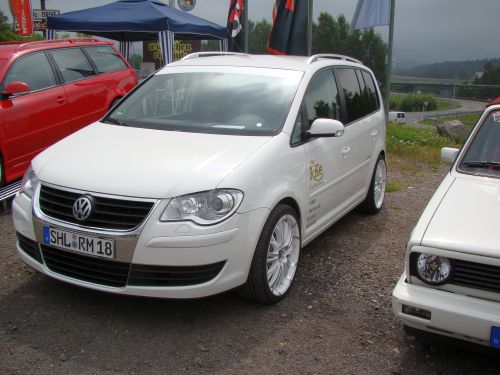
<box><xmin>423</xmin><ymin>110</ymin><xmax>483</xmax><ymax>121</ymax></box>
<box><xmin>0</xmin><ymin>180</ymin><xmax>21</xmax><ymax>203</ymax></box>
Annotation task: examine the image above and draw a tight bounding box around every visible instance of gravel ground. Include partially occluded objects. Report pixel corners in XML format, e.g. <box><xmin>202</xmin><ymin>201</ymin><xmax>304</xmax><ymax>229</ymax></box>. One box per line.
<box><xmin>1</xmin><ymin>163</ymin><xmax>499</xmax><ymax>374</ymax></box>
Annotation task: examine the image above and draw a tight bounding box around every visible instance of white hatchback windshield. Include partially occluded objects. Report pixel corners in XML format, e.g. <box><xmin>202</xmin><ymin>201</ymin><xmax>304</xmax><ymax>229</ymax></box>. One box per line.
<box><xmin>107</xmin><ymin>67</ymin><xmax>303</xmax><ymax>136</ymax></box>
<box><xmin>458</xmin><ymin>109</ymin><xmax>500</xmax><ymax>178</ymax></box>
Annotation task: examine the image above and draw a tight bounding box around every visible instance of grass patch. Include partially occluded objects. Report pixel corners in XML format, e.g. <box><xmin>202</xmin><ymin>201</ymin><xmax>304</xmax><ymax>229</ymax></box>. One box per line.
<box><xmin>386</xmin><ymin>180</ymin><xmax>406</xmax><ymax>192</ymax></box>
<box><xmin>419</xmin><ymin>113</ymin><xmax>481</xmax><ymax>127</ymax></box>
<box><xmin>387</xmin><ymin>123</ymin><xmax>461</xmax><ymax>169</ymax></box>
<box><xmin>435</xmin><ymin>98</ymin><xmax>462</xmax><ymax>111</ymax></box>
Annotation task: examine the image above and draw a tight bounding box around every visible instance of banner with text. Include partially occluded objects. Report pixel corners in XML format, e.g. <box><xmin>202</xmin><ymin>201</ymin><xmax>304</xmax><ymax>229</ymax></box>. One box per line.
<box><xmin>144</xmin><ymin>40</ymin><xmax>201</xmax><ymax>69</ymax></box>
<box><xmin>10</xmin><ymin>0</ymin><xmax>33</xmax><ymax>36</ymax></box>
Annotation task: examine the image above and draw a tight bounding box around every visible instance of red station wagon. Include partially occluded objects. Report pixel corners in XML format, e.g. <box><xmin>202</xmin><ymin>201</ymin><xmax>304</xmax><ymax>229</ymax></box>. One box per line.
<box><xmin>0</xmin><ymin>38</ymin><xmax>137</xmax><ymax>186</ymax></box>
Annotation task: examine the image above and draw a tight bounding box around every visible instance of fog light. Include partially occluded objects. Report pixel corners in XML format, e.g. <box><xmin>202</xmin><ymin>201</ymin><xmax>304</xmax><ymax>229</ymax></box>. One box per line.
<box><xmin>402</xmin><ymin>304</ymin><xmax>431</xmax><ymax>320</ymax></box>
<box><xmin>416</xmin><ymin>253</ymin><xmax>452</xmax><ymax>285</ymax></box>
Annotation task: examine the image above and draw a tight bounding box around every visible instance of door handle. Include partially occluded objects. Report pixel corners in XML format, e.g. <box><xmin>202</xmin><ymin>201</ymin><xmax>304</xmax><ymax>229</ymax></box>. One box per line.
<box><xmin>371</xmin><ymin>130</ymin><xmax>378</xmax><ymax>137</ymax></box>
<box><xmin>341</xmin><ymin>147</ymin><xmax>351</xmax><ymax>157</ymax></box>
<box><xmin>56</xmin><ymin>96</ymin><xmax>65</xmax><ymax>104</ymax></box>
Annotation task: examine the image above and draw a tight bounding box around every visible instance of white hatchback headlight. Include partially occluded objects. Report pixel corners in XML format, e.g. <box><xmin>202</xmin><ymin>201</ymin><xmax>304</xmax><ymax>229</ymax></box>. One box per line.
<box><xmin>19</xmin><ymin>166</ymin><xmax>38</xmax><ymax>199</ymax></box>
<box><xmin>416</xmin><ymin>253</ymin><xmax>452</xmax><ymax>285</ymax></box>
<box><xmin>160</xmin><ymin>189</ymin><xmax>243</xmax><ymax>225</ymax></box>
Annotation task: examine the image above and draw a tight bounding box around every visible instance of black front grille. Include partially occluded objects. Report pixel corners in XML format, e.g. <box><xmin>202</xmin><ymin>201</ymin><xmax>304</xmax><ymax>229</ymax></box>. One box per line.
<box><xmin>17</xmin><ymin>232</ymin><xmax>42</xmax><ymax>263</ymax></box>
<box><xmin>40</xmin><ymin>244</ymin><xmax>225</xmax><ymax>288</ymax></box>
<box><xmin>411</xmin><ymin>253</ymin><xmax>500</xmax><ymax>294</ymax></box>
<box><xmin>41</xmin><ymin>245</ymin><xmax>130</xmax><ymax>287</ymax></box>
<box><xmin>39</xmin><ymin>185</ymin><xmax>155</xmax><ymax>231</ymax></box>
<box><xmin>128</xmin><ymin>261</ymin><xmax>226</xmax><ymax>286</ymax></box>
<box><xmin>453</xmin><ymin>258</ymin><xmax>500</xmax><ymax>293</ymax></box>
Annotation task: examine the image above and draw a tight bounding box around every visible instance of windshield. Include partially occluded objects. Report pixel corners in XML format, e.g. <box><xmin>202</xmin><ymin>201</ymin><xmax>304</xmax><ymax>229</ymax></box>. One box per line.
<box><xmin>458</xmin><ymin>109</ymin><xmax>500</xmax><ymax>178</ymax></box>
<box><xmin>107</xmin><ymin>67</ymin><xmax>303</xmax><ymax>136</ymax></box>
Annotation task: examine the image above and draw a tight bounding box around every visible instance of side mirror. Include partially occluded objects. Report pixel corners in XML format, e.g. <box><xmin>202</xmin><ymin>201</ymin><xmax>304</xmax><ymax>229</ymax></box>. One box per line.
<box><xmin>441</xmin><ymin>147</ymin><xmax>459</xmax><ymax>164</ymax></box>
<box><xmin>2</xmin><ymin>81</ymin><xmax>31</xmax><ymax>98</ymax></box>
<box><xmin>306</xmin><ymin>118</ymin><xmax>345</xmax><ymax>139</ymax></box>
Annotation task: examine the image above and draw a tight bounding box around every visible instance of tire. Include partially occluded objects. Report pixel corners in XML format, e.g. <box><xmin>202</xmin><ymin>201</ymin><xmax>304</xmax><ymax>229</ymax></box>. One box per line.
<box><xmin>358</xmin><ymin>154</ymin><xmax>386</xmax><ymax>214</ymax></box>
<box><xmin>239</xmin><ymin>204</ymin><xmax>301</xmax><ymax>304</ymax></box>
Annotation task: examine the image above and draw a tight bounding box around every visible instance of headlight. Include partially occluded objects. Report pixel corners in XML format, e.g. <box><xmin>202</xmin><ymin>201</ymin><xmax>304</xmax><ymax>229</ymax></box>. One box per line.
<box><xmin>19</xmin><ymin>166</ymin><xmax>38</xmax><ymax>199</ymax></box>
<box><xmin>160</xmin><ymin>189</ymin><xmax>243</xmax><ymax>225</ymax></box>
<box><xmin>415</xmin><ymin>253</ymin><xmax>452</xmax><ymax>285</ymax></box>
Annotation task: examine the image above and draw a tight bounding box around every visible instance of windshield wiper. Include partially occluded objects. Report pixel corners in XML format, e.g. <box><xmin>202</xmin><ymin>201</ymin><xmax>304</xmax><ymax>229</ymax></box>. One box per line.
<box><xmin>462</xmin><ymin>160</ymin><xmax>500</xmax><ymax>168</ymax></box>
<box><xmin>104</xmin><ymin>117</ymin><xmax>128</xmax><ymax>126</ymax></box>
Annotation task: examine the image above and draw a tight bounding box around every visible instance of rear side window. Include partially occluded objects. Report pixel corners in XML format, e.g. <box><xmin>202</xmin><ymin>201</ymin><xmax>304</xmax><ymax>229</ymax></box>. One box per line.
<box><xmin>361</xmin><ymin>70</ymin><xmax>379</xmax><ymax>113</ymax></box>
<box><xmin>50</xmin><ymin>48</ymin><xmax>96</xmax><ymax>83</ymax></box>
<box><xmin>4</xmin><ymin>52</ymin><xmax>56</xmax><ymax>91</ymax></box>
<box><xmin>85</xmin><ymin>46</ymin><xmax>127</xmax><ymax>73</ymax></box>
<box><xmin>336</xmin><ymin>68</ymin><xmax>365</xmax><ymax>123</ymax></box>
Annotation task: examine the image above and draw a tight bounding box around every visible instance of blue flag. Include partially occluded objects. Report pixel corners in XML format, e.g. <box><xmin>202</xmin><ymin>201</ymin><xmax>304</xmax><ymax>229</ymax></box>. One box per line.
<box><xmin>350</xmin><ymin>0</ymin><xmax>391</xmax><ymax>33</ymax></box>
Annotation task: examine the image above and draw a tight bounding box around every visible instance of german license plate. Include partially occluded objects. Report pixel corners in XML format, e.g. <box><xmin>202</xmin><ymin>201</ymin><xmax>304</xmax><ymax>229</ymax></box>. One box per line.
<box><xmin>490</xmin><ymin>326</ymin><xmax>500</xmax><ymax>349</ymax></box>
<box><xmin>43</xmin><ymin>226</ymin><xmax>115</xmax><ymax>259</ymax></box>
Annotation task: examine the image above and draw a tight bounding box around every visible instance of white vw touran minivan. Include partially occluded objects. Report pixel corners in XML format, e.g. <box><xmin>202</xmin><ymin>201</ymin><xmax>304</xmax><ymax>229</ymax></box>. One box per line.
<box><xmin>13</xmin><ymin>53</ymin><xmax>386</xmax><ymax>304</ymax></box>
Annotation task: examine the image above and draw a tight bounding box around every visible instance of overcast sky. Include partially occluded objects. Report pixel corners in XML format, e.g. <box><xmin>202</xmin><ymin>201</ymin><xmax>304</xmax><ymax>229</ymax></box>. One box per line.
<box><xmin>2</xmin><ymin>0</ymin><xmax>499</xmax><ymax>65</ymax></box>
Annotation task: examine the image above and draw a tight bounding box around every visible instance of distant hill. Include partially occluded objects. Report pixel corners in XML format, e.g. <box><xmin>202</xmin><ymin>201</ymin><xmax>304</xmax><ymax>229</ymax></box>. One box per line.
<box><xmin>394</xmin><ymin>58</ymin><xmax>500</xmax><ymax>81</ymax></box>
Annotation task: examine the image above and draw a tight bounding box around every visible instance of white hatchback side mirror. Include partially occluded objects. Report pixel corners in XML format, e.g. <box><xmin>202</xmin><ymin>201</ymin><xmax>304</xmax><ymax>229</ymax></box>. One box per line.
<box><xmin>307</xmin><ymin>118</ymin><xmax>345</xmax><ymax>138</ymax></box>
<box><xmin>441</xmin><ymin>147</ymin><xmax>459</xmax><ymax>164</ymax></box>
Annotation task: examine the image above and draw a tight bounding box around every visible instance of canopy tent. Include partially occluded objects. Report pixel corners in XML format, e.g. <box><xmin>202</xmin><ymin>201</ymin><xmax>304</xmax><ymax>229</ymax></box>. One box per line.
<box><xmin>47</xmin><ymin>0</ymin><xmax>228</xmax><ymax>64</ymax></box>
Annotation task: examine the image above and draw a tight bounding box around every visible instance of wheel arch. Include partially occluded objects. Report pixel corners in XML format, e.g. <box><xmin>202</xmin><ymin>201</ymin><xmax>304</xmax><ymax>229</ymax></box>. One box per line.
<box><xmin>276</xmin><ymin>196</ymin><xmax>302</xmax><ymax>226</ymax></box>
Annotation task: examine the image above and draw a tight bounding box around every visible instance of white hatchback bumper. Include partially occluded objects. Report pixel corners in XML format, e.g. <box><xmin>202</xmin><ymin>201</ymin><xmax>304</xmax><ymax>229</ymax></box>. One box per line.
<box><xmin>392</xmin><ymin>272</ymin><xmax>500</xmax><ymax>347</ymax></box>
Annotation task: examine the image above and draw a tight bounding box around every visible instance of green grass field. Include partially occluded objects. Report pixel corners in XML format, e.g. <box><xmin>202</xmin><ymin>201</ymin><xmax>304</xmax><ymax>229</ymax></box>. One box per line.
<box><xmin>386</xmin><ymin>123</ymin><xmax>461</xmax><ymax>169</ymax></box>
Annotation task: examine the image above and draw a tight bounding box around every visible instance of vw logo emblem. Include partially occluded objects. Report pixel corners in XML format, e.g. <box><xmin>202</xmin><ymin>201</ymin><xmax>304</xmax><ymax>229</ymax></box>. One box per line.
<box><xmin>72</xmin><ymin>195</ymin><xmax>95</xmax><ymax>221</ymax></box>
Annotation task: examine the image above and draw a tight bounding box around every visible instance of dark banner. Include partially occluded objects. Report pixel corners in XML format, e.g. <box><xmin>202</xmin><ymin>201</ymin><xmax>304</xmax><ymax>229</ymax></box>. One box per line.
<box><xmin>267</xmin><ymin>0</ymin><xmax>308</xmax><ymax>56</ymax></box>
<box><xmin>227</xmin><ymin>0</ymin><xmax>245</xmax><ymax>52</ymax></box>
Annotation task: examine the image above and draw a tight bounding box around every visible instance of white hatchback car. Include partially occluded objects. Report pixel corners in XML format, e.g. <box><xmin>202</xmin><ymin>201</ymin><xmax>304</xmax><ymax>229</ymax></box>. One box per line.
<box><xmin>13</xmin><ymin>52</ymin><xmax>386</xmax><ymax>304</ymax></box>
<box><xmin>392</xmin><ymin>105</ymin><xmax>500</xmax><ymax>348</ymax></box>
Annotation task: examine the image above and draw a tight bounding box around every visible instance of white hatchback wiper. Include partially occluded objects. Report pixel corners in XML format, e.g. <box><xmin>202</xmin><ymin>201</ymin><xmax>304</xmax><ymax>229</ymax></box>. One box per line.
<box><xmin>104</xmin><ymin>117</ymin><xmax>128</xmax><ymax>126</ymax></box>
<box><xmin>462</xmin><ymin>160</ymin><xmax>500</xmax><ymax>168</ymax></box>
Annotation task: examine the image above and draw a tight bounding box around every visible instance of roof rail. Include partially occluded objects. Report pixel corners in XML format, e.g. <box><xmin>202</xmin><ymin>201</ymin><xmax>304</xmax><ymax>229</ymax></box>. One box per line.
<box><xmin>181</xmin><ymin>52</ymin><xmax>250</xmax><ymax>61</ymax></box>
<box><xmin>0</xmin><ymin>38</ymin><xmax>104</xmax><ymax>51</ymax></box>
<box><xmin>307</xmin><ymin>54</ymin><xmax>363</xmax><ymax>65</ymax></box>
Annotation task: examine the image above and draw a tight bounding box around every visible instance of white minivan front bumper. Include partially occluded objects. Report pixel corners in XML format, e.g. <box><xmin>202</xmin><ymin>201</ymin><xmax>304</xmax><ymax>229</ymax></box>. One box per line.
<box><xmin>392</xmin><ymin>272</ymin><xmax>500</xmax><ymax>348</ymax></box>
<box><xmin>13</xmin><ymin>190</ymin><xmax>268</xmax><ymax>299</ymax></box>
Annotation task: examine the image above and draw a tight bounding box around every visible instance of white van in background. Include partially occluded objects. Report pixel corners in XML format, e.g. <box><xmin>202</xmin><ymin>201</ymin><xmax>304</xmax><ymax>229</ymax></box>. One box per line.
<box><xmin>388</xmin><ymin>111</ymin><xmax>406</xmax><ymax>124</ymax></box>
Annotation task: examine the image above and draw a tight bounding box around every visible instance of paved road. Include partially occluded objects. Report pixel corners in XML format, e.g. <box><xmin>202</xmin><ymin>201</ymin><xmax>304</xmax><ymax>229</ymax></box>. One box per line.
<box><xmin>404</xmin><ymin>98</ymin><xmax>485</xmax><ymax>127</ymax></box>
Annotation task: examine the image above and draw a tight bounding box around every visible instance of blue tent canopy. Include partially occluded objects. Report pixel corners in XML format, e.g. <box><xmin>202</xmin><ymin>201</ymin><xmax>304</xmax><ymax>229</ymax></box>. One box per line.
<box><xmin>47</xmin><ymin>0</ymin><xmax>228</xmax><ymax>63</ymax></box>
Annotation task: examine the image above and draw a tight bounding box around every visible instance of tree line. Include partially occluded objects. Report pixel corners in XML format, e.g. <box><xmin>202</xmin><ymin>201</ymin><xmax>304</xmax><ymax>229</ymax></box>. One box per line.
<box><xmin>249</xmin><ymin>13</ymin><xmax>388</xmax><ymax>86</ymax></box>
<box><xmin>396</xmin><ymin>58</ymin><xmax>500</xmax><ymax>82</ymax></box>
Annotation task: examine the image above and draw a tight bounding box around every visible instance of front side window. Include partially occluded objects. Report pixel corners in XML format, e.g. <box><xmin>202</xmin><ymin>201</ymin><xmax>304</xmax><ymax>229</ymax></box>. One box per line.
<box><xmin>3</xmin><ymin>52</ymin><xmax>56</xmax><ymax>92</ymax></box>
<box><xmin>107</xmin><ymin>67</ymin><xmax>302</xmax><ymax>136</ymax></box>
<box><xmin>336</xmin><ymin>68</ymin><xmax>365</xmax><ymax>123</ymax></box>
<box><xmin>458</xmin><ymin>110</ymin><xmax>500</xmax><ymax>178</ymax></box>
<box><xmin>85</xmin><ymin>46</ymin><xmax>127</xmax><ymax>73</ymax></box>
<box><xmin>50</xmin><ymin>48</ymin><xmax>95</xmax><ymax>83</ymax></box>
<box><xmin>303</xmin><ymin>69</ymin><xmax>341</xmax><ymax>128</ymax></box>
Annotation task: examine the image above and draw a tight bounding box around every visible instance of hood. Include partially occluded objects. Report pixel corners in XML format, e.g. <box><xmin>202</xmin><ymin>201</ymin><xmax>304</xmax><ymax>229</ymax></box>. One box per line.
<box><xmin>422</xmin><ymin>176</ymin><xmax>500</xmax><ymax>257</ymax></box>
<box><xmin>33</xmin><ymin>122</ymin><xmax>272</xmax><ymax>198</ymax></box>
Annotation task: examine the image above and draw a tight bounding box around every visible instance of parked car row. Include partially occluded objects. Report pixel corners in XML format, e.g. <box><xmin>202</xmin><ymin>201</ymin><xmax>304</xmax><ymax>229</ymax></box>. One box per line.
<box><xmin>0</xmin><ymin>38</ymin><xmax>137</xmax><ymax>186</ymax></box>
<box><xmin>6</xmin><ymin>48</ymin><xmax>500</xmax><ymax>352</ymax></box>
